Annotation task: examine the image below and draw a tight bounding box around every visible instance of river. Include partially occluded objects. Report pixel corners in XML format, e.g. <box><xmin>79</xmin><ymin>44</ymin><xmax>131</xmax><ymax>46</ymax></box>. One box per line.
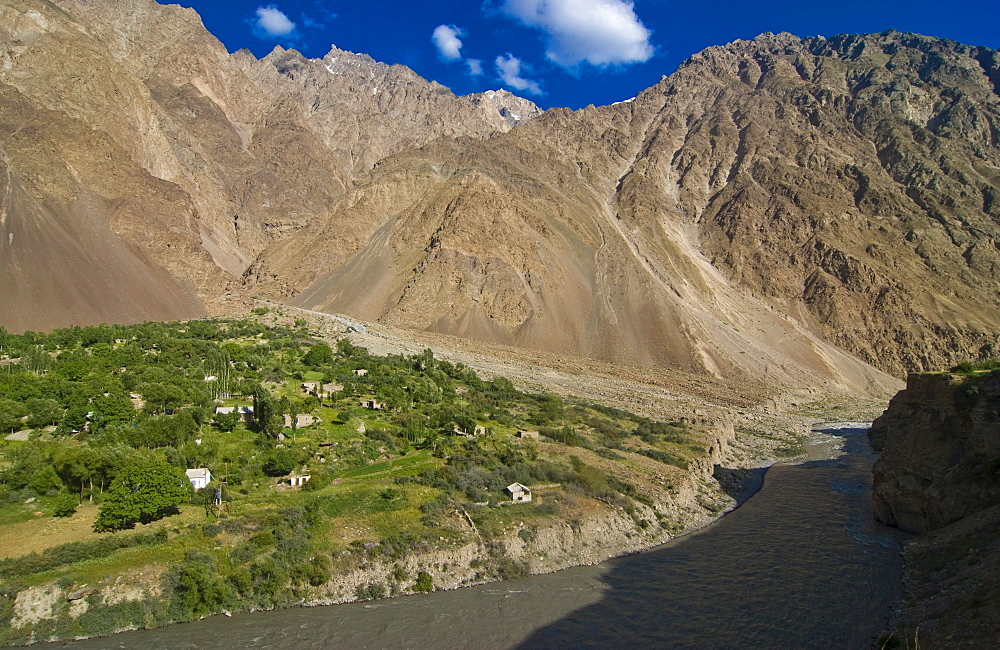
<box><xmin>61</xmin><ymin>423</ymin><xmax>908</xmax><ymax>649</ymax></box>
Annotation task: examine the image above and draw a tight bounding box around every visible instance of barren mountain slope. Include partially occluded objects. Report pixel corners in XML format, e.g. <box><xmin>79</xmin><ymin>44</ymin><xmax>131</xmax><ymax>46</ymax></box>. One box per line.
<box><xmin>0</xmin><ymin>83</ymin><xmax>214</xmax><ymax>331</ymax></box>
<box><xmin>248</xmin><ymin>32</ymin><xmax>1000</xmax><ymax>379</ymax></box>
<box><xmin>0</xmin><ymin>0</ymin><xmax>538</xmax><ymax>332</ymax></box>
<box><xmin>652</xmin><ymin>32</ymin><xmax>1000</xmax><ymax>375</ymax></box>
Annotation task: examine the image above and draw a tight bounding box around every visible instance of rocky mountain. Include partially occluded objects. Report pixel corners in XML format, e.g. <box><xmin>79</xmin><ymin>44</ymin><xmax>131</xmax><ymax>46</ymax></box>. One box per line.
<box><xmin>2</xmin><ymin>0</ymin><xmax>999</xmax><ymax>394</ymax></box>
<box><xmin>246</xmin><ymin>31</ymin><xmax>1000</xmax><ymax>381</ymax></box>
<box><xmin>0</xmin><ymin>0</ymin><xmax>528</xmax><ymax>329</ymax></box>
<box><xmin>465</xmin><ymin>89</ymin><xmax>544</xmax><ymax>128</ymax></box>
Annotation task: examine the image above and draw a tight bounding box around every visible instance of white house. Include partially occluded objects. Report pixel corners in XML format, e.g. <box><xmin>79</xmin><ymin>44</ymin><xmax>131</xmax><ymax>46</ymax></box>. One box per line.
<box><xmin>186</xmin><ymin>468</ymin><xmax>213</xmax><ymax>490</ymax></box>
<box><xmin>506</xmin><ymin>482</ymin><xmax>532</xmax><ymax>503</ymax></box>
<box><xmin>289</xmin><ymin>474</ymin><xmax>311</xmax><ymax>487</ymax></box>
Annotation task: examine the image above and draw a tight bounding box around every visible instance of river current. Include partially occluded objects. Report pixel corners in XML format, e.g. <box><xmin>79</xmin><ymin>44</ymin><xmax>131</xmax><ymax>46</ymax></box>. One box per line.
<box><xmin>63</xmin><ymin>423</ymin><xmax>907</xmax><ymax>649</ymax></box>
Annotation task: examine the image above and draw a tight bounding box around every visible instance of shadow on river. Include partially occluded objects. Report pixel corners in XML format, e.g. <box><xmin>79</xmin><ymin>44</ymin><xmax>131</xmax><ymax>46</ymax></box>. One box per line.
<box><xmin>518</xmin><ymin>424</ymin><xmax>909</xmax><ymax>648</ymax></box>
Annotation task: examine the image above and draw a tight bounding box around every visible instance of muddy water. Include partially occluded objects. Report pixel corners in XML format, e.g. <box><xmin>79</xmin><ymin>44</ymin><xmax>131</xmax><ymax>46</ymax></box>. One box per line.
<box><xmin>64</xmin><ymin>423</ymin><xmax>907</xmax><ymax>649</ymax></box>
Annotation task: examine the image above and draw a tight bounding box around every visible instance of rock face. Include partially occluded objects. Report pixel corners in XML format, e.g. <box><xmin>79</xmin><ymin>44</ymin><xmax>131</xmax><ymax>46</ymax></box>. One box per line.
<box><xmin>870</xmin><ymin>372</ymin><xmax>1000</xmax><ymax>534</ymax></box>
<box><xmin>869</xmin><ymin>372</ymin><xmax>1000</xmax><ymax>645</ymax></box>
<box><xmin>464</xmin><ymin>89</ymin><xmax>544</xmax><ymax>128</ymax></box>
<box><xmin>1</xmin><ymin>0</ymin><xmax>999</xmax><ymax>391</ymax></box>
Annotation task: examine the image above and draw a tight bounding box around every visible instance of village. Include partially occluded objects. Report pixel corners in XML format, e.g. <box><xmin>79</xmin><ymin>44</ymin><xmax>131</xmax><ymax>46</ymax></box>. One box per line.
<box><xmin>0</xmin><ymin>313</ymin><xmax>711</xmax><ymax>643</ymax></box>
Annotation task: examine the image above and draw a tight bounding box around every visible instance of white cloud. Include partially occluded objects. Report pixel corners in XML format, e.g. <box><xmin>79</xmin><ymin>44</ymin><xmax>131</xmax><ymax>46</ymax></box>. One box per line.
<box><xmin>467</xmin><ymin>58</ymin><xmax>484</xmax><ymax>76</ymax></box>
<box><xmin>254</xmin><ymin>5</ymin><xmax>296</xmax><ymax>37</ymax></box>
<box><xmin>495</xmin><ymin>54</ymin><xmax>542</xmax><ymax>95</ymax></box>
<box><xmin>499</xmin><ymin>0</ymin><xmax>653</xmax><ymax>68</ymax></box>
<box><xmin>432</xmin><ymin>24</ymin><xmax>465</xmax><ymax>61</ymax></box>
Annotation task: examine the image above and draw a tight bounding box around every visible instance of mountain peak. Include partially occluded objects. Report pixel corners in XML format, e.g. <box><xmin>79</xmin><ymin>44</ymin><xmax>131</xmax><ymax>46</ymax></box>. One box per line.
<box><xmin>464</xmin><ymin>88</ymin><xmax>543</xmax><ymax>127</ymax></box>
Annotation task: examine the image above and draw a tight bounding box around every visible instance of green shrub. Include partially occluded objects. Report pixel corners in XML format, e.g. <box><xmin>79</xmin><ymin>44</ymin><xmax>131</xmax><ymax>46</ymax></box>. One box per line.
<box><xmin>262</xmin><ymin>449</ymin><xmax>298</xmax><ymax>476</ymax></box>
<box><xmin>0</xmin><ymin>529</ymin><xmax>168</xmax><ymax>579</ymax></box>
<box><xmin>636</xmin><ymin>448</ymin><xmax>689</xmax><ymax>469</ymax></box>
<box><xmin>542</xmin><ymin>425</ymin><xmax>586</xmax><ymax>447</ymax></box>
<box><xmin>52</xmin><ymin>492</ymin><xmax>79</xmax><ymax>517</ymax></box>
<box><xmin>412</xmin><ymin>571</ymin><xmax>434</xmax><ymax>592</ymax></box>
<box><xmin>169</xmin><ymin>559</ymin><xmax>233</xmax><ymax>620</ymax></box>
<box><xmin>293</xmin><ymin>556</ymin><xmax>331</xmax><ymax>587</ymax></box>
<box><xmin>391</xmin><ymin>565</ymin><xmax>408</xmax><ymax>582</ymax></box>
<box><xmin>355</xmin><ymin>583</ymin><xmax>385</xmax><ymax>600</ymax></box>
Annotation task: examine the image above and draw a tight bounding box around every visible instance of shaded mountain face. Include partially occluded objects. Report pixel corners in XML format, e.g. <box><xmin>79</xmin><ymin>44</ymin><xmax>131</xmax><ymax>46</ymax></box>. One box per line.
<box><xmin>0</xmin><ymin>0</ymin><xmax>996</xmax><ymax>392</ymax></box>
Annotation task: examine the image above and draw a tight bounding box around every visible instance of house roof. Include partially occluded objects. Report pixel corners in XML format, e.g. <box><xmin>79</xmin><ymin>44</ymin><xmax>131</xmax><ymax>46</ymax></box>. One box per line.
<box><xmin>186</xmin><ymin>468</ymin><xmax>211</xmax><ymax>480</ymax></box>
<box><xmin>506</xmin><ymin>482</ymin><xmax>530</xmax><ymax>492</ymax></box>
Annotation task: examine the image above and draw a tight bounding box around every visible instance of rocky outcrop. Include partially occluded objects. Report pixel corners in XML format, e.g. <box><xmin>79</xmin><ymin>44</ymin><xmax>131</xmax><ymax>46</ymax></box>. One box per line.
<box><xmin>464</xmin><ymin>89</ymin><xmax>543</xmax><ymax>129</ymax></box>
<box><xmin>869</xmin><ymin>372</ymin><xmax>1000</xmax><ymax>645</ymax></box>
<box><xmin>870</xmin><ymin>372</ymin><xmax>1000</xmax><ymax>534</ymax></box>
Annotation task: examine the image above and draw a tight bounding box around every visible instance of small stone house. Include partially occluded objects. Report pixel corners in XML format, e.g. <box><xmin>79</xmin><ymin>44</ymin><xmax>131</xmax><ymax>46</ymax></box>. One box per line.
<box><xmin>515</xmin><ymin>430</ymin><xmax>540</xmax><ymax>440</ymax></box>
<box><xmin>186</xmin><ymin>468</ymin><xmax>212</xmax><ymax>490</ymax></box>
<box><xmin>283</xmin><ymin>414</ymin><xmax>318</xmax><ymax>428</ymax></box>
<box><xmin>353</xmin><ymin>369</ymin><xmax>368</xmax><ymax>376</ymax></box>
<box><xmin>289</xmin><ymin>475</ymin><xmax>311</xmax><ymax>487</ymax></box>
<box><xmin>506</xmin><ymin>482</ymin><xmax>532</xmax><ymax>503</ymax></box>
<box><xmin>360</xmin><ymin>399</ymin><xmax>384</xmax><ymax>410</ymax></box>
<box><xmin>301</xmin><ymin>382</ymin><xmax>317</xmax><ymax>394</ymax></box>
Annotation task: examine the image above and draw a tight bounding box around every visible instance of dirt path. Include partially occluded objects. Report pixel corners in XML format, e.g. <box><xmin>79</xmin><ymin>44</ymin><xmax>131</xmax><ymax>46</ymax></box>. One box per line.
<box><xmin>263</xmin><ymin>301</ymin><xmax>883</xmax><ymax>430</ymax></box>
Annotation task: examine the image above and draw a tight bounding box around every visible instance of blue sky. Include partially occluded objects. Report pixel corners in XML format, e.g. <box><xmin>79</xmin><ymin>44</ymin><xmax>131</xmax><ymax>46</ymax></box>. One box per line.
<box><xmin>166</xmin><ymin>0</ymin><xmax>1000</xmax><ymax>110</ymax></box>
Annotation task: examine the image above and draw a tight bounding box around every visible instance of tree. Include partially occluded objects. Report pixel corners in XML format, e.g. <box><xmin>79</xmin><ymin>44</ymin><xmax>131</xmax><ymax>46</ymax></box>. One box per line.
<box><xmin>262</xmin><ymin>449</ymin><xmax>297</xmax><ymax>476</ymax></box>
<box><xmin>92</xmin><ymin>391</ymin><xmax>136</xmax><ymax>429</ymax></box>
<box><xmin>252</xmin><ymin>384</ymin><xmax>281</xmax><ymax>438</ymax></box>
<box><xmin>28</xmin><ymin>465</ymin><xmax>64</xmax><ymax>495</ymax></box>
<box><xmin>0</xmin><ymin>398</ymin><xmax>26</xmax><ymax>433</ymax></box>
<box><xmin>214</xmin><ymin>411</ymin><xmax>241</xmax><ymax>432</ymax></box>
<box><xmin>25</xmin><ymin>398</ymin><xmax>62</xmax><ymax>428</ymax></box>
<box><xmin>93</xmin><ymin>458</ymin><xmax>191</xmax><ymax>532</ymax></box>
<box><xmin>302</xmin><ymin>343</ymin><xmax>333</xmax><ymax>367</ymax></box>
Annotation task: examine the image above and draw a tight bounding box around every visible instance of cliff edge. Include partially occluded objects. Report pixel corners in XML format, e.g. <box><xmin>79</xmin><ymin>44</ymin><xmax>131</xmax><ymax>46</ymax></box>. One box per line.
<box><xmin>869</xmin><ymin>371</ymin><xmax>1000</xmax><ymax>646</ymax></box>
<box><xmin>870</xmin><ymin>372</ymin><xmax>1000</xmax><ymax>534</ymax></box>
